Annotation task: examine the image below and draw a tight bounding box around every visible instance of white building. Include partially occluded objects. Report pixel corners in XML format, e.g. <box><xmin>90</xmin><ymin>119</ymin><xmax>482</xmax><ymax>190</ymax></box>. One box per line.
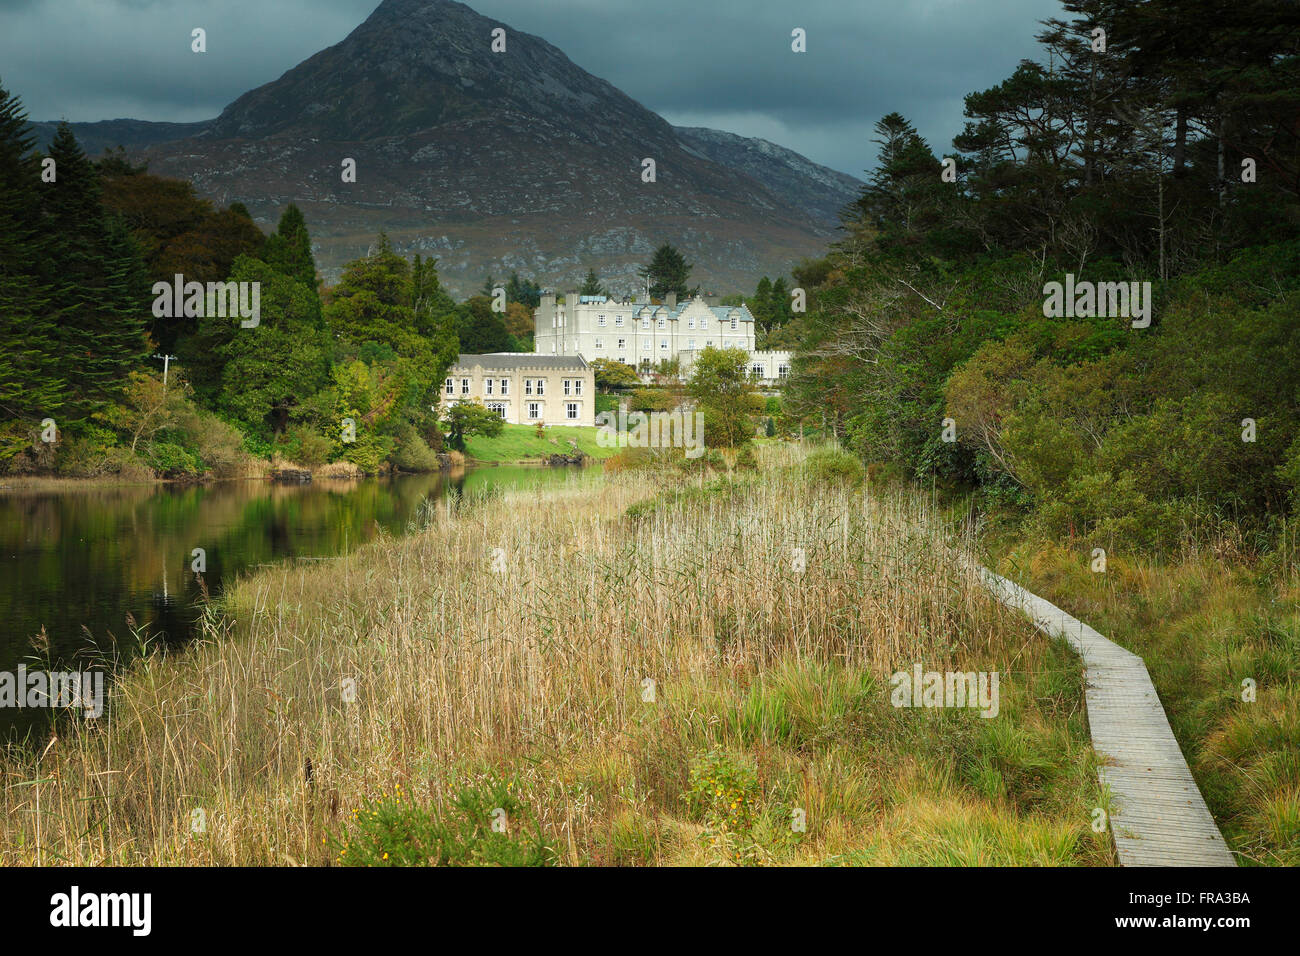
<box><xmin>533</xmin><ymin>290</ymin><xmax>791</xmax><ymax>385</ymax></box>
<box><xmin>440</xmin><ymin>353</ymin><xmax>595</xmax><ymax>426</ymax></box>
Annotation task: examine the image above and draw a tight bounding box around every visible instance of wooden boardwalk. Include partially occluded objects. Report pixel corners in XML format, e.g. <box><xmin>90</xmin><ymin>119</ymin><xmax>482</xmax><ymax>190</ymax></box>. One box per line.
<box><xmin>978</xmin><ymin>568</ymin><xmax>1237</xmax><ymax>867</ymax></box>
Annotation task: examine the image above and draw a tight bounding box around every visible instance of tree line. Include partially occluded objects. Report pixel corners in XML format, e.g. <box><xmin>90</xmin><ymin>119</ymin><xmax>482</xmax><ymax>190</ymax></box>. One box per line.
<box><xmin>779</xmin><ymin>0</ymin><xmax>1300</xmax><ymax>552</ymax></box>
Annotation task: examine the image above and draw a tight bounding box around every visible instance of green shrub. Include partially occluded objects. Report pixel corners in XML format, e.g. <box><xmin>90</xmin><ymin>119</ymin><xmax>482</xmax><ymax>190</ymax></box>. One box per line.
<box><xmin>99</xmin><ymin>446</ymin><xmax>155</xmax><ymax>482</ymax></box>
<box><xmin>686</xmin><ymin>750</ymin><xmax>762</xmax><ymax>865</ymax></box>
<box><xmin>52</xmin><ymin>425</ymin><xmax>120</xmax><ymax>477</ymax></box>
<box><xmin>802</xmin><ymin>448</ymin><xmax>865</xmax><ymax>487</ymax></box>
<box><xmin>278</xmin><ymin>424</ymin><xmax>332</xmax><ymax>468</ymax></box>
<box><xmin>736</xmin><ymin>445</ymin><xmax>758</xmax><ymax>470</ymax></box>
<box><xmin>392</xmin><ymin>424</ymin><xmax>439</xmax><ymax>472</ymax></box>
<box><xmin>192</xmin><ymin>413</ymin><xmax>251</xmax><ymax>477</ymax></box>
<box><xmin>629</xmin><ymin>388</ymin><xmax>675</xmax><ymax>413</ymax></box>
<box><xmin>332</xmin><ymin>780</ymin><xmax>554</xmax><ymax>867</ymax></box>
<box><xmin>145</xmin><ymin>441</ymin><xmax>201</xmax><ymax>478</ymax></box>
<box><xmin>1029</xmin><ymin>471</ymin><xmax>1186</xmax><ymax>553</ymax></box>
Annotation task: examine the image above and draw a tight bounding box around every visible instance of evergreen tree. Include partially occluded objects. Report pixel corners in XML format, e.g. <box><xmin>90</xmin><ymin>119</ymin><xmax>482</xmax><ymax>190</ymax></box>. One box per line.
<box><xmin>639</xmin><ymin>243</ymin><xmax>695</xmax><ymax>299</ymax></box>
<box><xmin>579</xmin><ymin>268</ymin><xmax>605</xmax><ymax>297</ymax></box>
<box><xmin>752</xmin><ymin>276</ymin><xmax>774</xmax><ymax>333</ymax></box>
<box><xmin>38</xmin><ymin>122</ymin><xmax>148</xmax><ymax>424</ymax></box>
<box><xmin>263</xmin><ymin>203</ymin><xmax>316</xmax><ymax>289</ymax></box>
<box><xmin>0</xmin><ymin>81</ymin><xmax>61</xmax><ymax>453</ymax></box>
<box><xmin>504</xmin><ymin>271</ymin><xmax>541</xmax><ymax>308</ymax></box>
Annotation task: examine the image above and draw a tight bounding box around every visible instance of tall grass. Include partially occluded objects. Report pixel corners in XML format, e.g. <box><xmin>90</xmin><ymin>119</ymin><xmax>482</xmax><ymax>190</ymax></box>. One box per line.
<box><xmin>1</xmin><ymin>450</ymin><xmax>1108</xmax><ymax>865</ymax></box>
<box><xmin>996</xmin><ymin>541</ymin><xmax>1299</xmax><ymax>866</ymax></box>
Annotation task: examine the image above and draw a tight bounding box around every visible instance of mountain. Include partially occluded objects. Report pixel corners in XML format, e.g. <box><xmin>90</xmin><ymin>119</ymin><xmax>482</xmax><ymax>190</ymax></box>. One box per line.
<box><xmin>673</xmin><ymin>127</ymin><xmax>862</xmax><ymax>227</ymax></box>
<box><xmin>34</xmin><ymin>0</ymin><xmax>862</xmax><ymax>295</ymax></box>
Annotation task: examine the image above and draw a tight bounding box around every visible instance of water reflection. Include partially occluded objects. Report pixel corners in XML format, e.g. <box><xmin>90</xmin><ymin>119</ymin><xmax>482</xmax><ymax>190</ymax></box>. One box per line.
<box><xmin>0</xmin><ymin>464</ymin><xmax>595</xmax><ymax>739</ymax></box>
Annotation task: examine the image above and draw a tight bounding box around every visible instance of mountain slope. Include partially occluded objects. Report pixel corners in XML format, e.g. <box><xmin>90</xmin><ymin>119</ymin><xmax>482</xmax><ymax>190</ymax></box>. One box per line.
<box><xmin>34</xmin><ymin>0</ymin><xmax>861</xmax><ymax>294</ymax></box>
<box><xmin>674</xmin><ymin>126</ymin><xmax>862</xmax><ymax>228</ymax></box>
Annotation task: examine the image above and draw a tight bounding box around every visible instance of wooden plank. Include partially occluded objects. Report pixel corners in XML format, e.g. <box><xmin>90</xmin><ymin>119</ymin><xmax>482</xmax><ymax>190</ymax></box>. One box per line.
<box><xmin>978</xmin><ymin>568</ymin><xmax>1236</xmax><ymax>867</ymax></box>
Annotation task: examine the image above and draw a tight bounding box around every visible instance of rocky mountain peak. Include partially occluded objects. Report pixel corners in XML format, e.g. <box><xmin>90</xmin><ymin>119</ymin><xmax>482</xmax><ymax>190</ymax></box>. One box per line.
<box><xmin>206</xmin><ymin>0</ymin><xmax>671</xmax><ymax>144</ymax></box>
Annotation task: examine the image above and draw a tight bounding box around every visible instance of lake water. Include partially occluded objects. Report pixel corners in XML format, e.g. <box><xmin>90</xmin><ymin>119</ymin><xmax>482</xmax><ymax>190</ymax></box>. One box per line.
<box><xmin>0</xmin><ymin>465</ymin><xmax>594</xmax><ymax>740</ymax></box>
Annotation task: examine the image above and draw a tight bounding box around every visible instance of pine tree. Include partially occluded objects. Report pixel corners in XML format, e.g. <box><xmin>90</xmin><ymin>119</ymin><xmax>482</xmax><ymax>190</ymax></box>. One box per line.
<box><xmin>38</xmin><ymin>122</ymin><xmax>148</xmax><ymax>424</ymax></box>
<box><xmin>579</xmin><ymin>268</ymin><xmax>605</xmax><ymax>297</ymax></box>
<box><xmin>639</xmin><ymin>243</ymin><xmax>695</xmax><ymax>299</ymax></box>
<box><xmin>0</xmin><ymin>81</ymin><xmax>63</xmax><ymax>449</ymax></box>
<box><xmin>264</xmin><ymin>203</ymin><xmax>317</xmax><ymax>289</ymax></box>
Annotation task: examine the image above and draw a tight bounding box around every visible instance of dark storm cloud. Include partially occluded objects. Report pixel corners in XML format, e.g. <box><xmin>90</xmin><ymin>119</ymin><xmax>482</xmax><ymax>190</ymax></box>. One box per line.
<box><xmin>0</xmin><ymin>0</ymin><xmax>1062</xmax><ymax>176</ymax></box>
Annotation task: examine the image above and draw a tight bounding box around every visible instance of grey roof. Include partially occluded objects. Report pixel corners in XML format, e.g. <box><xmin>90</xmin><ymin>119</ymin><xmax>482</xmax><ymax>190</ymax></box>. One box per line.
<box><xmin>451</xmin><ymin>353</ymin><xmax>590</xmax><ymax>372</ymax></box>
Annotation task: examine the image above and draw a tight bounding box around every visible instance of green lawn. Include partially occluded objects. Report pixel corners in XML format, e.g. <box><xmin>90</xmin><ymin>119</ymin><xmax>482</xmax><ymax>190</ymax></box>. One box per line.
<box><xmin>464</xmin><ymin>423</ymin><xmax>618</xmax><ymax>463</ymax></box>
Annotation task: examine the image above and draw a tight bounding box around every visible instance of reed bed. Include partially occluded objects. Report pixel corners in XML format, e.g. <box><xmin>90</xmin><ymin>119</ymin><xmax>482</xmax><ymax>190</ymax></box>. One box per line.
<box><xmin>1</xmin><ymin>454</ymin><xmax>1109</xmax><ymax>865</ymax></box>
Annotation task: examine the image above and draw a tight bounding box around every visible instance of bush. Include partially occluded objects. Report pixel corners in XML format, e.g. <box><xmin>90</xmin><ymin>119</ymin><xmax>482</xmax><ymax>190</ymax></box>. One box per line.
<box><xmin>629</xmin><ymin>388</ymin><xmax>675</xmax><ymax>413</ymax></box>
<box><xmin>802</xmin><ymin>448</ymin><xmax>865</xmax><ymax>487</ymax></box>
<box><xmin>52</xmin><ymin>425</ymin><xmax>120</xmax><ymax>478</ymax></box>
<box><xmin>98</xmin><ymin>446</ymin><xmax>155</xmax><ymax>482</ymax></box>
<box><xmin>331</xmin><ymin>780</ymin><xmax>553</xmax><ymax>867</ymax></box>
<box><xmin>735</xmin><ymin>445</ymin><xmax>758</xmax><ymax>470</ymax></box>
<box><xmin>686</xmin><ymin>750</ymin><xmax>762</xmax><ymax>865</ymax></box>
<box><xmin>1029</xmin><ymin>471</ymin><xmax>1187</xmax><ymax>553</ymax></box>
<box><xmin>192</xmin><ymin>413</ymin><xmax>251</xmax><ymax>477</ymax></box>
<box><xmin>144</xmin><ymin>441</ymin><xmax>201</xmax><ymax>478</ymax></box>
<box><xmin>392</xmin><ymin>424</ymin><xmax>439</xmax><ymax>472</ymax></box>
<box><xmin>280</xmin><ymin>424</ymin><xmax>332</xmax><ymax>469</ymax></box>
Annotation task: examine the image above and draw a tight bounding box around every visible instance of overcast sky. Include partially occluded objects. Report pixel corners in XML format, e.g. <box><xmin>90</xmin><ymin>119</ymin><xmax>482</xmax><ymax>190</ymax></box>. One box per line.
<box><xmin>0</xmin><ymin>0</ymin><xmax>1062</xmax><ymax>178</ymax></box>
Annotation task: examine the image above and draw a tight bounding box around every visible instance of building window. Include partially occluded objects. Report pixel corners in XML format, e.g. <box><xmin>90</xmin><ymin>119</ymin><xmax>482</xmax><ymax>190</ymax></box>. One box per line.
<box><xmin>688</xmin><ymin>317</ymin><xmax>695</xmax><ymax>329</ymax></box>
<box><xmin>615</xmin><ymin>316</ymin><xmax>624</xmax><ymax>327</ymax></box>
<box><xmin>574</xmin><ymin>379</ymin><xmax>583</xmax><ymax>396</ymax></box>
<box><xmin>444</xmin><ymin>378</ymin><xmax>454</xmax><ymax>396</ymax></box>
<box><xmin>778</xmin><ymin>364</ymin><xmax>790</xmax><ymax>379</ymax></box>
<box><xmin>536</xmin><ymin>379</ymin><xmax>545</xmax><ymax>396</ymax></box>
<box><xmin>563</xmin><ymin>379</ymin><xmax>572</xmax><ymax>396</ymax></box>
<box><xmin>617</xmin><ymin>338</ymin><xmax>626</xmax><ymax>350</ymax></box>
<box><xmin>566</xmin><ymin>402</ymin><xmax>579</xmax><ymax>420</ymax></box>
<box><xmin>751</xmin><ymin>364</ymin><xmax>765</xmax><ymax>379</ymax></box>
<box><xmin>598</xmin><ymin>315</ymin><xmax>606</xmax><ymax>327</ymax></box>
<box><xmin>642</xmin><ymin>337</ymin><xmax>650</xmax><ymax>349</ymax></box>
<box><xmin>485</xmin><ymin>379</ymin><xmax>493</xmax><ymax>396</ymax></box>
<box><xmin>730</xmin><ymin>316</ymin><xmax>738</xmax><ymax>331</ymax></box>
<box><xmin>487</xmin><ymin>402</ymin><xmax>506</xmax><ymax>419</ymax></box>
<box><xmin>500</xmin><ymin>379</ymin><xmax>510</xmax><ymax>395</ymax></box>
<box><xmin>657</xmin><ymin>317</ymin><xmax>666</xmax><ymax>329</ymax></box>
<box><xmin>706</xmin><ymin>340</ymin><xmax>713</xmax><ymax>347</ymax></box>
<box><xmin>461</xmin><ymin>378</ymin><xmax>470</xmax><ymax>395</ymax></box>
<box><xmin>660</xmin><ymin>338</ymin><xmax>668</xmax><ymax>350</ymax></box>
<box><xmin>525</xmin><ymin>379</ymin><xmax>533</xmax><ymax>396</ymax></box>
<box><xmin>641</xmin><ymin>317</ymin><xmax>649</xmax><ymax>330</ymax></box>
<box><xmin>528</xmin><ymin>402</ymin><xmax>541</xmax><ymax>420</ymax></box>
<box><xmin>688</xmin><ymin>339</ymin><xmax>695</xmax><ymax>349</ymax></box>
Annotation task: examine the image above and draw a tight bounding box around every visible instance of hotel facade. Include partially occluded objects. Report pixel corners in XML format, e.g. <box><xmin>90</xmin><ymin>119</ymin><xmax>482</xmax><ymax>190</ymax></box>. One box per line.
<box><xmin>440</xmin><ymin>353</ymin><xmax>595</xmax><ymax>426</ymax></box>
<box><xmin>533</xmin><ymin>291</ymin><xmax>791</xmax><ymax>385</ymax></box>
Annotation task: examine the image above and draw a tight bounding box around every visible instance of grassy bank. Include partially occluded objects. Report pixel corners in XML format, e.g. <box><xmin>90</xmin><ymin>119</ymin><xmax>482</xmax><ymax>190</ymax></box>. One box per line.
<box><xmin>992</xmin><ymin>540</ymin><xmax>1300</xmax><ymax>866</ymax></box>
<box><xmin>464</xmin><ymin>423</ymin><xmax>619</xmax><ymax>463</ymax></box>
<box><xmin>1</xmin><ymin>451</ymin><xmax>1109</xmax><ymax>865</ymax></box>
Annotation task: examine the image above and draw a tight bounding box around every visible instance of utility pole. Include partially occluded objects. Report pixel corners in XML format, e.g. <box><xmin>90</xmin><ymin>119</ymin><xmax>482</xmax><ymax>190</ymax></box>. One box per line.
<box><xmin>153</xmin><ymin>353</ymin><xmax>178</xmax><ymax>388</ymax></box>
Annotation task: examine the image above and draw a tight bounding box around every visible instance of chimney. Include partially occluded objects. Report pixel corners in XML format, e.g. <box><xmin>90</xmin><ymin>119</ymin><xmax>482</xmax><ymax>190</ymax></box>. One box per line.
<box><xmin>666</xmin><ymin>292</ymin><xmax>677</xmax><ymax>308</ymax></box>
